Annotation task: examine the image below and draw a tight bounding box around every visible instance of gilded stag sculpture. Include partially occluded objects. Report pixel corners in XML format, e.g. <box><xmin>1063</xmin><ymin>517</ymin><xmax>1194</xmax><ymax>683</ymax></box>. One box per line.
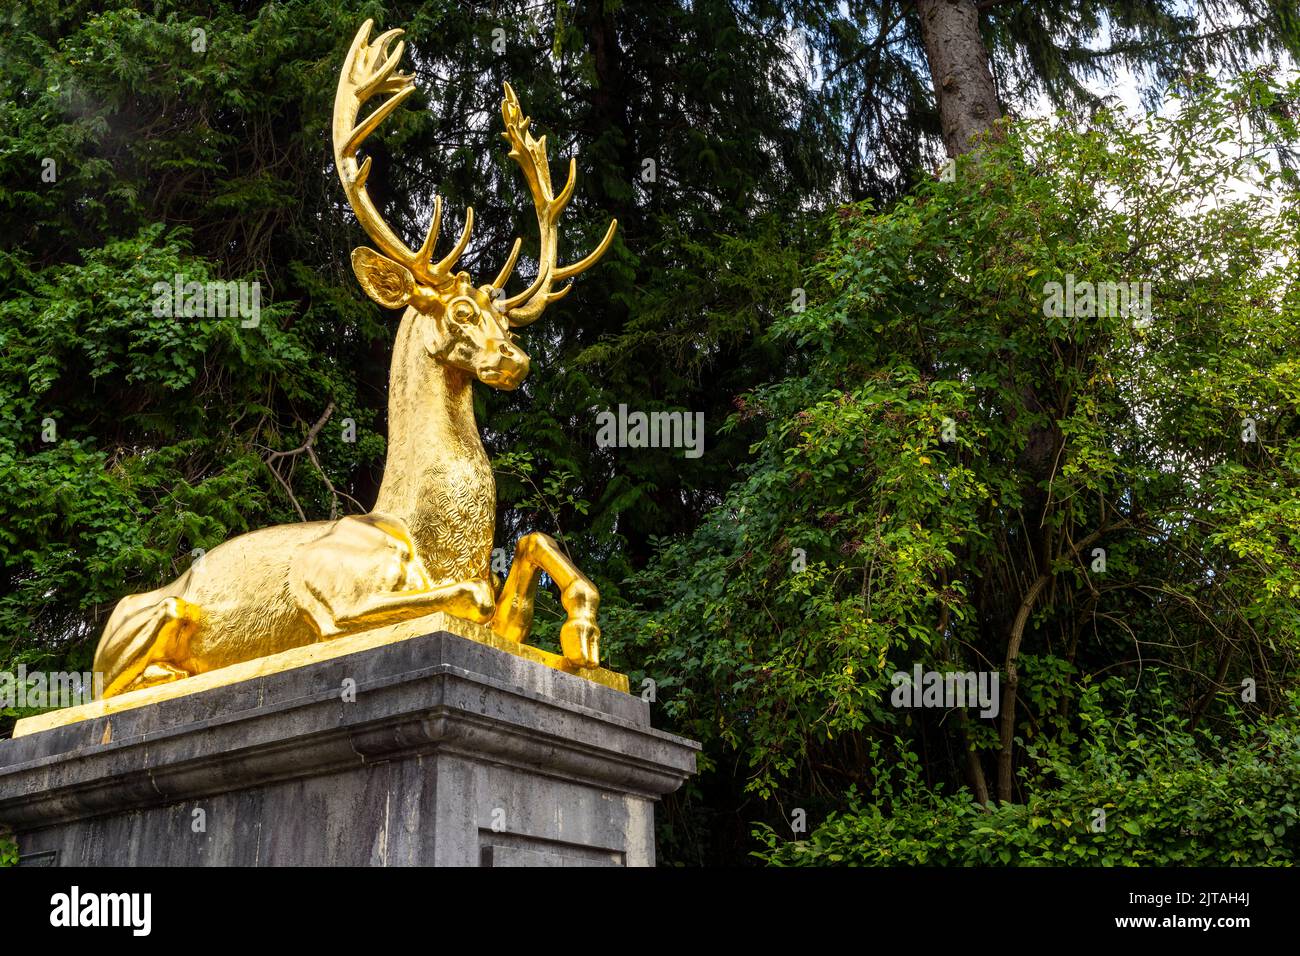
<box><xmin>92</xmin><ymin>20</ymin><xmax>617</xmax><ymax>699</ymax></box>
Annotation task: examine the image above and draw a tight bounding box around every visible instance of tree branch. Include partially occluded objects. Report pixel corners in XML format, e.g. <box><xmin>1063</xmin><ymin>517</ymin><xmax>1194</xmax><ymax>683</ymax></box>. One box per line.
<box><xmin>996</xmin><ymin>520</ymin><xmax>1128</xmax><ymax>802</ymax></box>
<box><xmin>262</xmin><ymin>403</ymin><xmax>338</xmax><ymax>521</ymax></box>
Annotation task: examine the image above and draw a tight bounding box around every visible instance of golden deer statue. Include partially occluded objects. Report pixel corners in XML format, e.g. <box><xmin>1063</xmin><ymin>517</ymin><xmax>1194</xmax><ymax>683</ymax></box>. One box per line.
<box><xmin>92</xmin><ymin>20</ymin><xmax>617</xmax><ymax>699</ymax></box>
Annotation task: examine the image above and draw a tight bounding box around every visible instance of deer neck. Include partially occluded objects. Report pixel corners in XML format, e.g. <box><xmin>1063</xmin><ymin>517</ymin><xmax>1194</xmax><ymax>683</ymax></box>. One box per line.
<box><xmin>372</xmin><ymin>309</ymin><xmax>494</xmax><ymax>579</ymax></box>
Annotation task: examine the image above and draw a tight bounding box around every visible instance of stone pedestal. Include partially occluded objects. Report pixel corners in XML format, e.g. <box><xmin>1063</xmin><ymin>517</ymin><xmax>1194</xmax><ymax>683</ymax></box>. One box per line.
<box><xmin>0</xmin><ymin>630</ymin><xmax>698</xmax><ymax>866</ymax></box>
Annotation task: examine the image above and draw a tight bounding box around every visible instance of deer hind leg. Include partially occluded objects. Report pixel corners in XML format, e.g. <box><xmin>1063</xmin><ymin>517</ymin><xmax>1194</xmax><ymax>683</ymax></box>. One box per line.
<box><xmin>94</xmin><ymin>596</ymin><xmax>202</xmax><ymax>699</ymax></box>
<box><xmin>491</xmin><ymin>532</ymin><xmax>600</xmax><ymax>668</ymax></box>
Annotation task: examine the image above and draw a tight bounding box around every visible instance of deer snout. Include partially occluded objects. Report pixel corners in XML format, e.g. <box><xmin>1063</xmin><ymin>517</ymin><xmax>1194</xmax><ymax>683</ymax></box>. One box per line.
<box><xmin>478</xmin><ymin>339</ymin><xmax>529</xmax><ymax>389</ymax></box>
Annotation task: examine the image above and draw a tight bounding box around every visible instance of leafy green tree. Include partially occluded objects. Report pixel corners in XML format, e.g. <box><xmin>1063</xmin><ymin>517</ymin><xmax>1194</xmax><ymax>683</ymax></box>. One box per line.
<box><xmin>619</xmin><ymin>73</ymin><xmax>1300</xmax><ymax>863</ymax></box>
<box><xmin>757</xmin><ymin>685</ymin><xmax>1300</xmax><ymax>866</ymax></box>
<box><xmin>795</xmin><ymin>0</ymin><xmax>1300</xmax><ymax>196</ymax></box>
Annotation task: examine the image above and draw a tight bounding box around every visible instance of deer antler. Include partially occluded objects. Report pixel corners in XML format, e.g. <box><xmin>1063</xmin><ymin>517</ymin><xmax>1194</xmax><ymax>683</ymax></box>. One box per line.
<box><xmin>334</xmin><ymin>23</ymin><xmax>614</xmax><ymax>318</ymax></box>
<box><xmin>490</xmin><ymin>82</ymin><xmax>618</xmax><ymax>327</ymax></box>
<box><xmin>333</xmin><ymin>20</ymin><xmax>472</xmax><ymax>292</ymax></box>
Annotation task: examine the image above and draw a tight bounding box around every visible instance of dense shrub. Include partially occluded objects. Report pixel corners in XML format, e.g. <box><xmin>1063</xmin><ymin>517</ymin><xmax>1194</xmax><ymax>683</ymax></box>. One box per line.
<box><xmin>756</xmin><ymin>684</ymin><xmax>1300</xmax><ymax>865</ymax></box>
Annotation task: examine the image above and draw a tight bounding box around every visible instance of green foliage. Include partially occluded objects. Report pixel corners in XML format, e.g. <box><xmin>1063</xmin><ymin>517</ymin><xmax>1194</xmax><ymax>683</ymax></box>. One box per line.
<box><xmin>756</xmin><ymin>685</ymin><xmax>1300</xmax><ymax>866</ymax></box>
<box><xmin>622</xmin><ymin>73</ymin><xmax>1300</xmax><ymax>861</ymax></box>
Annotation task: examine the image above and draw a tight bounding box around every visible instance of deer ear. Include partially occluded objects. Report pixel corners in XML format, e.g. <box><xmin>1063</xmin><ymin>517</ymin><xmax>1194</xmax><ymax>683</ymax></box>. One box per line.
<box><xmin>351</xmin><ymin>247</ymin><xmax>414</xmax><ymax>309</ymax></box>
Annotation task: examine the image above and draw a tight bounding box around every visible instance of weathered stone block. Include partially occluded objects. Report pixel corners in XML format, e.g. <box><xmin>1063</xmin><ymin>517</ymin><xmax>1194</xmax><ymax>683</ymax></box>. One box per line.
<box><xmin>0</xmin><ymin>630</ymin><xmax>698</xmax><ymax>866</ymax></box>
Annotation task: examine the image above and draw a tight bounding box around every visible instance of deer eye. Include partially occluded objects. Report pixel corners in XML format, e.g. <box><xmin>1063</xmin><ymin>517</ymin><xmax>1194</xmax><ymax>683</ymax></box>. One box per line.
<box><xmin>448</xmin><ymin>298</ymin><xmax>478</xmax><ymax>325</ymax></box>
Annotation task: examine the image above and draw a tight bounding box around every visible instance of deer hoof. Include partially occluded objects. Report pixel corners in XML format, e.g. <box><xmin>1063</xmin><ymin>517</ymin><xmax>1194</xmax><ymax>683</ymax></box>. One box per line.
<box><xmin>560</xmin><ymin>617</ymin><xmax>600</xmax><ymax>669</ymax></box>
<box><xmin>136</xmin><ymin>662</ymin><xmax>191</xmax><ymax>689</ymax></box>
<box><xmin>458</xmin><ymin>578</ymin><xmax>496</xmax><ymax>623</ymax></box>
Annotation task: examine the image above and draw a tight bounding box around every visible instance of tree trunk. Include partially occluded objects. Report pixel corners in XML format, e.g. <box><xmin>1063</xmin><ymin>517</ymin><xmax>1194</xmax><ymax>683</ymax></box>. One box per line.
<box><xmin>914</xmin><ymin>0</ymin><xmax>1001</xmax><ymax>157</ymax></box>
<box><xmin>957</xmin><ymin>708</ymin><xmax>992</xmax><ymax>806</ymax></box>
<box><xmin>916</xmin><ymin>0</ymin><xmax>1007</xmax><ymax>804</ymax></box>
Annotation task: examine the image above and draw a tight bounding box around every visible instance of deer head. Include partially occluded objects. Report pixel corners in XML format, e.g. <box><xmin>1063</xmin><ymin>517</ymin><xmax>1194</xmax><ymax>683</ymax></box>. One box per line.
<box><xmin>332</xmin><ymin>20</ymin><xmax>617</xmax><ymax>390</ymax></box>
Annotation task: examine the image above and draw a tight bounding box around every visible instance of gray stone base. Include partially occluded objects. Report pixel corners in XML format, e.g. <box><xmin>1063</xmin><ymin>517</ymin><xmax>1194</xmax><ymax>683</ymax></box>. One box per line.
<box><xmin>0</xmin><ymin>631</ymin><xmax>698</xmax><ymax>866</ymax></box>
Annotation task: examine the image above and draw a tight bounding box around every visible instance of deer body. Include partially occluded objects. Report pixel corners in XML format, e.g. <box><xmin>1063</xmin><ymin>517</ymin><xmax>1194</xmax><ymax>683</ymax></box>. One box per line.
<box><xmin>93</xmin><ymin>20</ymin><xmax>615</xmax><ymax>698</ymax></box>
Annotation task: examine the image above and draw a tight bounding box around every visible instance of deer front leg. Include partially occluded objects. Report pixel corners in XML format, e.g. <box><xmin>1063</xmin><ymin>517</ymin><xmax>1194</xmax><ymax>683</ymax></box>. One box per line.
<box><xmin>491</xmin><ymin>532</ymin><xmax>600</xmax><ymax>668</ymax></box>
<box><xmin>327</xmin><ymin>578</ymin><xmax>496</xmax><ymax>632</ymax></box>
<box><xmin>291</xmin><ymin>512</ymin><xmax>496</xmax><ymax>638</ymax></box>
